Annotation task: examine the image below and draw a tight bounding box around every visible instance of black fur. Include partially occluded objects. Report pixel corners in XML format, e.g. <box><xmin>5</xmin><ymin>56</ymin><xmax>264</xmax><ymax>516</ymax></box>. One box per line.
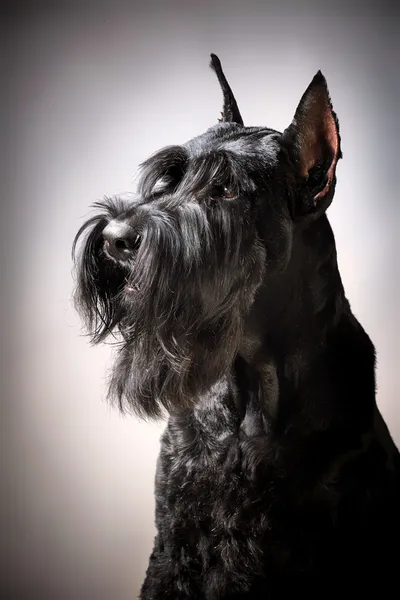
<box><xmin>73</xmin><ymin>55</ymin><xmax>400</xmax><ymax>597</ymax></box>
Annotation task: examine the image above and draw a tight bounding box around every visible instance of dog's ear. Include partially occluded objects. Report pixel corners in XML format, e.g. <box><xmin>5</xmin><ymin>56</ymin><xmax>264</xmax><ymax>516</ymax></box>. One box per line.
<box><xmin>210</xmin><ymin>53</ymin><xmax>244</xmax><ymax>126</ymax></box>
<box><xmin>282</xmin><ymin>71</ymin><xmax>342</xmax><ymax>215</ymax></box>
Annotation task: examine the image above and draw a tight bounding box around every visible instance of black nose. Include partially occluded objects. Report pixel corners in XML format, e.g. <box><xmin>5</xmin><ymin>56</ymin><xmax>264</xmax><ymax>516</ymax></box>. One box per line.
<box><xmin>102</xmin><ymin>221</ymin><xmax>141</xmax><ymax>260</ymax></box>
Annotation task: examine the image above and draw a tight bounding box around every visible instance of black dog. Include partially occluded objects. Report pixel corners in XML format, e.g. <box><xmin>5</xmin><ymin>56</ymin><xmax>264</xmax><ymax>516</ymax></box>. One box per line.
<box><xmin>73</xmin><ymin>55</ymin><xmax>400</xmax><ymax>598</ymax></box>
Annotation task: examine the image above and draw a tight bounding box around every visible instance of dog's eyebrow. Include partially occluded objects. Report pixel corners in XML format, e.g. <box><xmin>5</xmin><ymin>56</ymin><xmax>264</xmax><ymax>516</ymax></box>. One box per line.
<box><xmin>138</xmin><ymin>145</ymin><xmax>189</xmax><ymax>197</ymax></box>
<box><xmin>176</xmin><ymin>150</ymin><xmax>256</xmax><ymax>198</ymax></box>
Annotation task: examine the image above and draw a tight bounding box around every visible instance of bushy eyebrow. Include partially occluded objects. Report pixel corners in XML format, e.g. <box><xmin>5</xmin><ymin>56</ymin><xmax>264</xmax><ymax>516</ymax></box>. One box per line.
<box><xmin>138</xmin><ymin>145</ymin><xmax>189</xmax><ymax>197</ymax></box>
<box><xmin>138</xmin><ymin>144</ymin><xmax>264</xmax><ymax>201</ymax></box>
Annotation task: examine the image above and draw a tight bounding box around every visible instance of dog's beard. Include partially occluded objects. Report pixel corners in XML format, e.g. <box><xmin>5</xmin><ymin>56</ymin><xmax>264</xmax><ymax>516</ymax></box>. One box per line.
<box><xmin>73</xmin><ymin>198</ymin><xmax>265</xmax><ymax>418</ymax></box>
<box><xmin>72</xmin><ymin>198</ymin><xmax>128</xmax><ymax>342</ymax></box>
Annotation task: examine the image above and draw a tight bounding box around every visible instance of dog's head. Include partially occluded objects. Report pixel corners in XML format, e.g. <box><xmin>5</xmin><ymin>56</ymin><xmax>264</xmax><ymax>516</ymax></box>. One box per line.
<box><xmin>72</xmin><ymin>54</ymin><xmax>341</xmax><ymax>418</ymax></box>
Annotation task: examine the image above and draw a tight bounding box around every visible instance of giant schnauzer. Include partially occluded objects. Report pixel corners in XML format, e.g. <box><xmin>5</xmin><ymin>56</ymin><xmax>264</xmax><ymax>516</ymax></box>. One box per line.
<box><xmin>73</xmin><ymin>55</ymin><xmax>400</xmax><ymax>597</ymax></box>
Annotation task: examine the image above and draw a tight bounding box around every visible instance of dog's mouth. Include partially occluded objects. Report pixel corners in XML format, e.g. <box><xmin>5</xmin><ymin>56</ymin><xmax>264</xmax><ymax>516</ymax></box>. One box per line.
<box><xmin>125</xmin><ymin>281</ymin><xmax>140</xmax><ymax>294</ymax></box>
<box><xmin>102</xmin><ymin>236</ymin><xmax>142</xmax><ymax>295</ymax></box>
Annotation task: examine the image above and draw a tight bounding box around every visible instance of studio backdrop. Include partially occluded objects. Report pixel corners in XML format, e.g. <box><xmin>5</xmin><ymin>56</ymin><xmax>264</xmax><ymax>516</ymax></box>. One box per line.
<box><xmin>2</xmin><ymin>1</ymin><xmax>398</xmax><ymax>598</ymax></box>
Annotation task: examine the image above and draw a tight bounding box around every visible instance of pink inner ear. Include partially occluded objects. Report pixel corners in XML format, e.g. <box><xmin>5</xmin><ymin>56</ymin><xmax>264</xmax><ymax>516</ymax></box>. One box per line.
<box><xmin>313</xmin><ymin>108</ymin><xmax>339</xmax><ymax>203</ymax></box>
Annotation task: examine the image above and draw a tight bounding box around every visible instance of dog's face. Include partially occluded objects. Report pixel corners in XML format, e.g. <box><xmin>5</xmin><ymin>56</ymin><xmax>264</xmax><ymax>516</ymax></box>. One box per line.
<box><xmin>73</xmin><ymin>55</ymin><xmax>341</xmax><ymax>418</ymax></box>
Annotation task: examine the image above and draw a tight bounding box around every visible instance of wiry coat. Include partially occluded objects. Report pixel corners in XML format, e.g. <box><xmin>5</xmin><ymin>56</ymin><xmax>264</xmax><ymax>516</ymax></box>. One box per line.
<box><xmin>73</xmin><ymin>55</ymin><xmax>400</xmax><ymax>598</ymax></box>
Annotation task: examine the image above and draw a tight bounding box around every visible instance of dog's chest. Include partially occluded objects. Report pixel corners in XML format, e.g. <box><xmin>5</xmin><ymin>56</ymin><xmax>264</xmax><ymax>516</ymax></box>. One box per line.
<box><xmin>154</xmin><ymin>397</ymin><xmax>400</xmax><ymax>594</ymax></box>
<box><xmin>157</xmin><ymin>404</ymin><xmax>336</xmax><ymax>577</ymax></box>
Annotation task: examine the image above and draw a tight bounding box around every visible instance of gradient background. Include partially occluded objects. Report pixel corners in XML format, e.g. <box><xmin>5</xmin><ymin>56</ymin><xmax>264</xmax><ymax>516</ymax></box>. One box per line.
<box><xmin>2</xmin><ymin>1</ymin><xmax>399</xmax><ymax>598</ymax></box>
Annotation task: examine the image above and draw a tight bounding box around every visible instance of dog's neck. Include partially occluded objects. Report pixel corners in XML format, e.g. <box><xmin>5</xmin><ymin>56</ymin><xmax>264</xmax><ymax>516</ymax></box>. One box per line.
<box><xmin>237</xmin><ymin>214</ymin><xmax>376</xmax><ymax>438</ymax></box>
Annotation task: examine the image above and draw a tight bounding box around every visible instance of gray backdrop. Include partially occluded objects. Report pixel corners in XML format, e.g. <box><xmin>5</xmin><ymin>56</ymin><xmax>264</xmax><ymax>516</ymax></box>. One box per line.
<box><xmin>2</xmin><ymin>1</ymin><xmax>399</xmax><ymax>598</ymax></box>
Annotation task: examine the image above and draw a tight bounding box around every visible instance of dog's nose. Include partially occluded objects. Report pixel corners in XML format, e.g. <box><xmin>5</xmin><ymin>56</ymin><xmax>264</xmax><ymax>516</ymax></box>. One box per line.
<box><xmin>102</xmin><ymin>221</ymin><xmax>141</xmax><ymax>260</ymax></box>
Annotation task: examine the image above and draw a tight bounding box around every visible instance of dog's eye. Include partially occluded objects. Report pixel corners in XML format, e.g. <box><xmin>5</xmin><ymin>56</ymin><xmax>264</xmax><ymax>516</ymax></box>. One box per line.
<box><xmin>222</xmin><ymin>187</ymin><xmax>235</xmax><ymax>199</ymax></box>
<box><xmin>211</xmin><ymin>185</ymin><xmax>235</xmax><ymax>200</ymax></box>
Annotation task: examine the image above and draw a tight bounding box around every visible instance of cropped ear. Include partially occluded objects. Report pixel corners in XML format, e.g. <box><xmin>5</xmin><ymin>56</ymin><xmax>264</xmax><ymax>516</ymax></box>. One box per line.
<box><xmin>210</xmin><ymin>53</ymin><xmax>244</xmax><ymax>126</ymax></box>
<box><xmin>282</xmin><ymin>71</ymin><xmax>342</xmax><ymax>215</ymax></box>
